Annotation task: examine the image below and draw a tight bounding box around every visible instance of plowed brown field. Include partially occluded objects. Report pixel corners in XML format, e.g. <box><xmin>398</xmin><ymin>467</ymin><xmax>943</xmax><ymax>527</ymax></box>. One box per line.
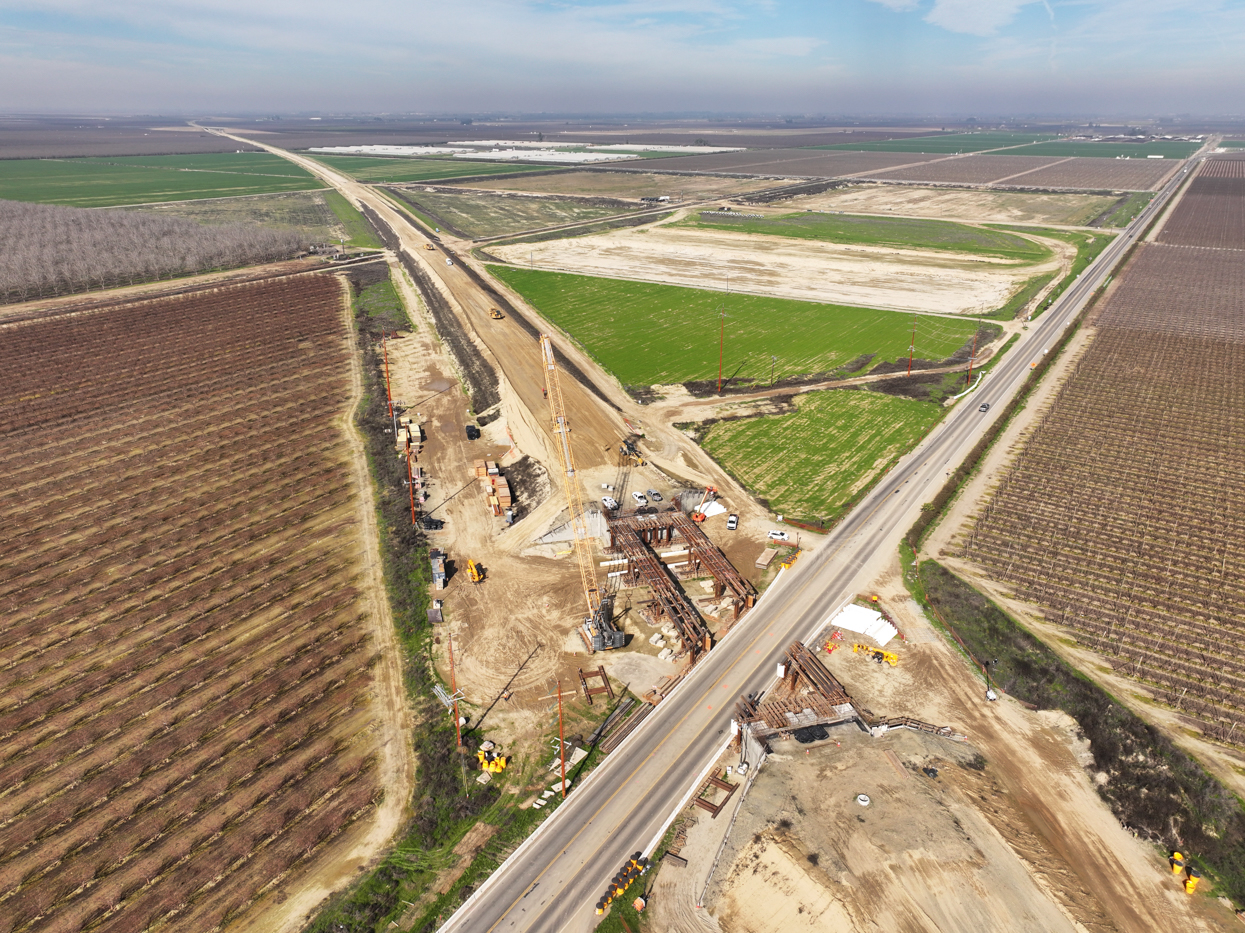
<box><xmin>0</xmin><ymin>275</ymin><xmax>380</xmax><ymax>932</ymax></box>
<box><xmin>962</xmin><ymin>165</ymin><xmax>1245</xmax><ymax>744</ymax></box>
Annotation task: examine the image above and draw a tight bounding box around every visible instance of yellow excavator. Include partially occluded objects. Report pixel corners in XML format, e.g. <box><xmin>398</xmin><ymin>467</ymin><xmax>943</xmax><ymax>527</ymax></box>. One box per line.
<box><xmin>467</xmin><ymin>560</ymin><xmax>484</xmax><ymax>584</ymax></box>
<box><xmin>853</xmin><ymin>643</ymin><xmax>898</xmax><ymax>667</ymax></box>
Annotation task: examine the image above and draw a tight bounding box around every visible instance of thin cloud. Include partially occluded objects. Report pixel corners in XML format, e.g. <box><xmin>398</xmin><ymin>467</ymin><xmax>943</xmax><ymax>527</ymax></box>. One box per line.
<box><xmin>924</xmin><ymin>0</ymin><xmax>1039</xmax><ymax>36</ymax></box>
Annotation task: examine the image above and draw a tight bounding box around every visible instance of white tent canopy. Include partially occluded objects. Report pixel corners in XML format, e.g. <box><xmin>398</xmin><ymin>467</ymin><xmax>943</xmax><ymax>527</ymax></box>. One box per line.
<box><xmin>827</xmin><ymin>603</ymin><xmax>898</xmax><ymax>647</ymax></box>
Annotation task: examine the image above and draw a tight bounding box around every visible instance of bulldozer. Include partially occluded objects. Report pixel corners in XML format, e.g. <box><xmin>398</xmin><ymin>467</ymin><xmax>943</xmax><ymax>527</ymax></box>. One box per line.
<box><xmin>488</xmin><ymin>308</ymin><xmax>505</xmax><ymax>320</ymax></box>
<box><xmin>467</xmin><ymin>560</ymin><xmax>484</xmax><ymax>585</ymax></box>
<box><xmin>423</xmin><ymin>243</ymin><xmax>436</xmax><ymax>251</ymax></box>
<box><xmin>853</xmin><ymin>643</ymin><xmax>898</xmax><ymax>667</ymax></box>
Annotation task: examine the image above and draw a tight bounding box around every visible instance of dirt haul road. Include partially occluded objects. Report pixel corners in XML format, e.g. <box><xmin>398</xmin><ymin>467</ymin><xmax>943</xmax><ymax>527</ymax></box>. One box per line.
<box><xmin>205</xmin><ymin>127</ymin><xmax>626</xmax><ymax>471</ymax></box>
<box><xmin>208</xmin><ymin>128</ymin><xmax>783</xmax><ymax>530</ymax></box>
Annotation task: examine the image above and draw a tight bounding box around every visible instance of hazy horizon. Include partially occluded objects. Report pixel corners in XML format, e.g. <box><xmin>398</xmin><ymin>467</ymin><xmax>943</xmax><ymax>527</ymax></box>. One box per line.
<box><xmin>1</xmin><ymin>1</ymin><xmax>1242</xmax><ymax>115</ymax></box>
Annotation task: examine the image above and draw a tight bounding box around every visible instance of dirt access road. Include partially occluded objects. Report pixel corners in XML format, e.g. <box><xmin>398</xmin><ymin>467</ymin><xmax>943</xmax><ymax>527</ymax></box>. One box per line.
<box><xmin>209</xmin><ymin>126</ymin><xmax>791</xmax><ymax>559</ymax></box>
<box><xmin>205</xmin><ymin>126</ymin><xmax>626</xmax><ymax>471</ymax></box>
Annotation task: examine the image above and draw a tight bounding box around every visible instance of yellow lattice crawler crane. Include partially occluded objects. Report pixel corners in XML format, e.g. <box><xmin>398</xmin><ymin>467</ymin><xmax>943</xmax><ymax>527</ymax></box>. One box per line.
<box><xmin>540</xmin><ymin>334</ymin><xmax>624</xmax><ymax>651</ymax></box>
<box><xmin>853</xmin><ymin>643</ymin><xmax>898</xmax><ymax>666</ymax></box>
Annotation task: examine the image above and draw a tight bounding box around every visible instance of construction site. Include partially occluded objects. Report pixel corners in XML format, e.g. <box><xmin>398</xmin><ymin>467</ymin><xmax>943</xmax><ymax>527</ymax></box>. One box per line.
<box><xmin>253</xmin><ymin>134</ymin><xmax>1245</xmax><ymax>933</ymax></box>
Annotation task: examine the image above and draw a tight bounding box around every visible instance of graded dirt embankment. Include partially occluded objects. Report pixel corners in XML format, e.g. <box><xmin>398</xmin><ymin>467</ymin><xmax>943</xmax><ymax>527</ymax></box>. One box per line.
<box><xmin>782</xmin><ymin>185</ymin><xmax>1117</xmax><ymax>227</ymax></box>
<box><xmin>708</xmin><ymin>729</ymin><xmax>1090</xmax><ymax>933</ymax></box>
<box><xmin>491</xmin><ymin>223</ymin><xmax>1065</xmax><ymax>316</ymax></box>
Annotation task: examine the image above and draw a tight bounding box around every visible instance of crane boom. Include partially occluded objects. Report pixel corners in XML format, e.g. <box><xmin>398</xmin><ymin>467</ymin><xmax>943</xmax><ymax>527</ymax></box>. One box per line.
<box><xmin>540</xmin><ymin>335</ymin><xmax>602</xmax><ymax>617</ymax></box>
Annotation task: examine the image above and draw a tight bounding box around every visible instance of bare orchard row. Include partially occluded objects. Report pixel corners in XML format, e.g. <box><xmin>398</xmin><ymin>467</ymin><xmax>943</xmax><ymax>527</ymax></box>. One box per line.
<box><xmin>0</xmin><ymin>276</ymin><xmax>380</xmax><ymax>933</ymax></box>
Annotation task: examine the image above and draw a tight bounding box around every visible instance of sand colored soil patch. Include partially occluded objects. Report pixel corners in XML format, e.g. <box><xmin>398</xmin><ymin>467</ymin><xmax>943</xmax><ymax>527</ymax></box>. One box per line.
<box><xmin>709</xmin><ymin>728</ymin><xmax>1083</xmax><ymax>933</ymax></box>
<box><xmin>783</xmin><ymin>184</ymin><xmax>1117</xmax><ymax>227</ymax></box>
<box><xmin>492</xmin><ymin>224</ymin><xmax>1064</xmax><ymax>316</ymax></box>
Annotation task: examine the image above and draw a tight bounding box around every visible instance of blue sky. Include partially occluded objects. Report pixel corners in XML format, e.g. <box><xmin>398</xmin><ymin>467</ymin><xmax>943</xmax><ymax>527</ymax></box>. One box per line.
<box><xmin>0</xmin><ymin>0</ymin><xmax>1241</xmax><ymax>114</ymax></box>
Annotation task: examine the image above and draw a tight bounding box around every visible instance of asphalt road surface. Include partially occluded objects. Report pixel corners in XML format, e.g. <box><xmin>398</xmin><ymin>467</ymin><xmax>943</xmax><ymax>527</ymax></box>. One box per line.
<box><xmin>436</xmin><ymin>160</ymin><xmax>1199</xmax><ymax>932</ymax></box>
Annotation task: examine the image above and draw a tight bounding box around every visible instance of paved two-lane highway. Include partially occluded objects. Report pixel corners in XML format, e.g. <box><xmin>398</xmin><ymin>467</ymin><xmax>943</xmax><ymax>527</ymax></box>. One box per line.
<box><xmin>438</xmin><ymin>159</ymin><xmax>1198</xmax><ymax>933</ymax></box>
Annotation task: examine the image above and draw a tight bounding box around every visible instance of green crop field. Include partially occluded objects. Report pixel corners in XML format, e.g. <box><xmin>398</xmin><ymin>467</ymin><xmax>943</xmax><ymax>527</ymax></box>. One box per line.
<box><xmin>1218</xmin><ymin>141</ymin><xmax>1245</xmax><ymax>148</ymax></box>
<box><xmin>682</xmin><ymin>211</ymin><xmax>1051</xmax><ymax>261</ymax></box>
<box><xmin>701</xmin><ymin>390</ymin><xmax>943</xmax><ymax>523</ymax></box>
<box><xmin>0</xmin><ymin>154</ymin><xmax>323</xmax><ymax>207</ymax></box>
<box><xmin>999</xmin><ymin>140</ymin><xmax>1199</xmax><ymax>159</ymax></box>
<box><xmin>90</xmin><ymin>153</ymin><xmax>317</xmax><ymax>176</ymax></box>
<box><xmin>488</xmin><ymin>267</ymin><xmax>980</xmax><ymax>389</ymax></box>
<box><xmin>813</xmin><ymin>132</ymin><xmax>1056</xmax><ymax>154</ymax></box>
<box><xmin>305</xmin><ymin>154</ymin><xmax>550</xmax><ymax>183</ymax></box>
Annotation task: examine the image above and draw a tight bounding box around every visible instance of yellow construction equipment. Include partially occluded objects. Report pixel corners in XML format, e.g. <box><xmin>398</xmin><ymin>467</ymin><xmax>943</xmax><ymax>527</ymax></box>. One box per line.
<box><xmin>489</xmin><ymin>308</ymin><xmax>504</xmax><ymax>320</ymax></box>
<box><xmin>476</xmin><ymin>748</ymin><xmax>508</xmax><ymax>772</ymax></box>
<box><xmin>853</xmin><ymin>643</ymin><xmax>898</xmax><ymax>666</ymax></box>
<box><xmin>467</xmin><ymin>560</ymin><xmax>484</xmax><ymax>584</ymax></box>
<box><xmin>619</xmin><ymin>436</ymin><xmax>645</xmax><ymax>467</ymax></box>
<box><xmin>423</xmin><ymin>243</ymin><xmax>436</xmax><ymax>251</ymax></box>
<box><xmin>540</xmin><ymin>334</ymin><xmax>623</xmax><ymax>650</ymax></box>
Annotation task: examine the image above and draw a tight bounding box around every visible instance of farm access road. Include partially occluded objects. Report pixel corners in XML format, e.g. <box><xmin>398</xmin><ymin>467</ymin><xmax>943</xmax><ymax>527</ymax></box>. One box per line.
<box><xmin>426</xmin><ymin>150</ymin><xmax>1202</xmax><ymax>932</ymax></box>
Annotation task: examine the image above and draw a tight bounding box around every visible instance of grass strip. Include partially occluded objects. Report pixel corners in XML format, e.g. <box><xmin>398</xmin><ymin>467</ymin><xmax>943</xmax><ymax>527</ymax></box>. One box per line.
<box><xmin>999</xmin><ymin>140</ymin><xmax>1199</xmax><ymax>159</ymax></box>
<box><xmin>680</xmin><ymin>211</ymin><xmax>1051</xmax><ymax>262</ymax></box>
<box><xmin>988</xmin><ymin>226</ymin><xmax>1113</xmax><ymax>319</ymax></box>
<box><xmin>324</xmin><ymin>189</ymin><xmax>382</xmax><ymax>248</ymax></box>
<box><xmin>987</xmin><ymin>273</ymin><xmax>1055</xmax><ymax>321</ymax></box>
<box><xmin>910</xmin><ymin>560</ymin><xmax>1245</xmax><ymax>907</ymax></box>
<box><xmin>1101</xmin><ymin>192</ymin><xmax>1155</xmax><ymax>228</ymax></box>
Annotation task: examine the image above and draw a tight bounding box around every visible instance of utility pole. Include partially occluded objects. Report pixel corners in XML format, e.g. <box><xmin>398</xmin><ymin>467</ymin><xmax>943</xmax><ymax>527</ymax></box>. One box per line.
<box><xmin>771</xmin><ymin>355</ymin><xmax>777</xmax><ymax>387</ymax></box>
<box><xmin>716</xmin><ymin>308</ymin><xmax>727</xmax><ymax>394</ymax></box>
<box><xmin>907</xmin><ymin>316</ymin><xmax>917</xmax><ymax>376</ymax></box>
<box><xmin>557</xmin><ymin>677</ymin><xmax>567</xmax><ymax>798</ymax></box>
<box><xmin>966</xmin><ymin>332</ymin><xmax>979</xmax><ymax>384</ymax></box>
